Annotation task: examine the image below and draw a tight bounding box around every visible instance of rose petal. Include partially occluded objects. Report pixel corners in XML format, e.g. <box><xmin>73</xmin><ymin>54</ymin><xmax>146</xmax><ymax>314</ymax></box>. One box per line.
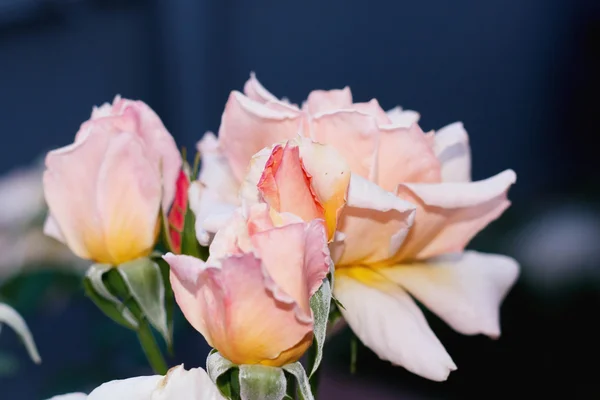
<box><xmin>243</xmin><ymin>72</ymin><xmax>279</xmax><ymax>104</ymax></box>
<box><xmin>165</xmin><ymin>252</ymin><xmax>313</xmax><ymax>365</ymax></box>
<box><xmin>87</xmin><ymin>376</ymin><xmax>163</xmax><ymax>400</ymax></box>
<box><xmin>250</xmin><ymin>219</ymin><xmax>329</xmax><ymax>314</ymax></box>
<box><xmin>433</xmin><ymin>122</ymin><xmax>471</xmax><ymax>183</ymax></box>
<box><xmin>43</xmin><ymin>215</ymin><xmax>65</xmax><ymax>243</ymax></box>
<box><xmin>298</xmin><ymin>137</ymin><xmax>351</xmax><ymax>240</ymax></box>
<box><xmin>257</xmin><ymin>143</ymin><xmax>324</xmax><ymax>225</ymax></box>
<box><xmin>43</xmin><ymin>130</ymin><xmax>112</xmax><ymax>261</ymax></box>
<box><xmin>385</xmin><ymin>107</ymin><xmax>421</xmax><ymax>127</ymax></box>
<box><xmin>334</xmin><ymin>174</ymin><xmax>416</xmax><ymax>266</ymax></box>
<box><xmin>95</xmin><ymin>132</ymin><xmax>161</xmax><ymax>265</ymax></box>
<box><xmin>310</xmin><ymin>110</ymin><xmax>380</xmax><ymax>179</ymax></box>
<box><xmin>218</xmin><ymin>91</ymin><xmax>303</xmax><ymax>181</ymax></box>
<box><xmin>197</xmin><ymin>132</ymin><xmax>240</xmax><ymax>205</ymax></box>
<box><xmin>375</xmin><ymin>124</ymin><xmax>442</xmax><ymax>192</ymax></box>
<box><xmin>152</xmin><ymin>365</ymin><xmax>225</xmax><ymax>400</ymax></box>
<box><xmin>394</xmin><ymin>169</ymin><xmax>516</xmax><ymax>261</ymax></box>
<box><xmin>381</xmin><ymin>251</ymin><xmax>519</xmax><ymax>338</ymax></box>
<box><xmin>334</xmin><ymin>270</ymin><xmax>456</xmax><ymax>381</ymax></box>
<box><xmin>352</xmin><ymin>99</ymin><xmax>391</xmax><ymax>125</ymax></box>
<box><xmin>304</xmin><ymin>87</ymin><xmax>353</xmax><ymax>114</ymax></box>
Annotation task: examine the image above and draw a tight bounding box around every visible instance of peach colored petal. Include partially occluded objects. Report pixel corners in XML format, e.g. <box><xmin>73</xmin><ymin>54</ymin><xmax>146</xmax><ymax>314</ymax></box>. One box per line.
<box><xmin>297</xmin><ymin>137</ymin><xmax>351</xmax><ymax>240</ymax></box>
<box><xmin>95</xmin><ymin>132</ymin><xmax>162</xmax><ymax>265</ymax></box>
<box><xmin>218</xmin><ymin>91</ymin><xmax>303</xmax><ymax>181</ymax></box>
<box><xmin>43</xmin><ymin>130</ymin><xmax>113</xmax><ymax>261</ymax></box>
<box><xmin>433</xmin><ymin>122</ymin><xmax>471</xmax><ymax>183</ymax></box>
<box><xmin>334</xmin><ymin>174</ymin><xmax>416</xmax><ymax>266</ymax></box>
<box><xmin>304</xmin><ymin>87</ymin><xmax>353</xmax><ymax>114</ymax></box>
<box><xmin>258</xmin><ymin>143</ymin><xmax>324</xmax><ymax>226</ymax></box>
<box><xmin>381</xmin><ymin>251</ymin><xmax>519</xmax><ymax>338</ymax></box>
<box><xmin>310</xmin><ymin>110</ymin><xmax>380</xmax><ymax>179</ymax></box>
<box><xmin>165</xmin><ymin>252</ymin><xmax>313</xmax><ymax>366</ymax></box>
<box><xmin>393</xmin><ymin>170</ymin><xmax>516</xmax><ymax>262</ymax></box>
<box><xmin>375</xmin><ymin>124</ymin><xmax>442</xmax><ymax>192</ymax></box>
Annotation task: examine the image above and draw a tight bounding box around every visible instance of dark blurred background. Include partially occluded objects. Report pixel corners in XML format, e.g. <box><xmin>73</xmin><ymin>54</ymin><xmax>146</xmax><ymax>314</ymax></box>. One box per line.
<box><xmin>1</xmin><ymin>0</ymin><xmax>599</xmax><ymax>398</ymax></box>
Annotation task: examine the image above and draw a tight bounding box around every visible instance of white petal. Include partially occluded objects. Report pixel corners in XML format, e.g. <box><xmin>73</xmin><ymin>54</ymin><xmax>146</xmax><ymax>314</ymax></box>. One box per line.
<box><xmin>399</xmin><ymin>169</ymin><xmax>516</xmax><ymax>209</ymax></box>
<box><xmin>334</xmin><ymin>274</ymin><xmax>456</xmax><ymax>381</ymax></box>
<box><xmin>151</xmin><ymin>365</ymin><xmax>225</xmax><ymax>400</ymax></box>
<box><xmin>188</xmin><ymin>181</ymin><xmax>238</xmax><ymax>246</ymax></box>
<box><xmin>197</xmin><ymin>133</ymin><xmax>240</xmax><ymax>205</ymax></box>
<box><xmin>385</xmin><ymin>107</ymin><xmax>420</xmax><ymax>127</ymax></box>
<box><xmin>382</xmin><ymin>251</ymin><xmax>519</xmax><ymax>337</ymax></box>
<box><xmin>46</xmin><ymin>394</ymin><xmax>88</xmax><ymax>400</ymax></box>
<box><xmin>433</xmin><ymin>122</ymin><xmax>471</xmax><ymax>182</ymax></box>
<box><xmin>87</xmin><ymin>375</ymin><xmax>163</xmax><ymax>400</ymax></box>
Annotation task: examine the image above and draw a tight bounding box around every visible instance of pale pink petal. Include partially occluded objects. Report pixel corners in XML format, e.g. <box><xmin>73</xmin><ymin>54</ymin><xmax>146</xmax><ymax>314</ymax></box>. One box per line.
<box><xmin>43</xmin><ymin>130</ymin><xmax>112</xmax><ymax>261</ymax></box>
<box><xmin>394</xmin><ymin>170</ymin><xmax>516</xmax><ymax>261</ymax></box>
<box><xmin>334</xmin><ymin>272</ymin><xmax>456</xmax><ymax>381</ymax></box>
<box><xmin>304</xmin><ymin>87</ymin><xmax>353</xmax><ymax>114</ymax></box>
<box><xmin>334</xmin><ymin>174</ymin><xmax>416</xmax><ymax>266</ymax></box>
<box><xmin>96</xmin><ymin>133</ymin><xmax>162</xmax><ymax>265</ymax></box>
<box><xmin>310</xmin><ymin>110</ymin><xmax>379</xmax><ymax>179</ymax></box>
<box><xmin>352</xmin><ymin>99</ymin><xmax>392</xmax><ymax>125</ymax></box>
<box><xmin>205</xmin><ymin>206</ymin><xmax>251</xmax><ymax>262</ymax></box>
<box><xmin>164</xmin><ymin>253</ymin><xmax>214</xmax><ymax>345</ymax></box>
<box><xmin>43</xmin><ymin>215</ymin><xmax>65</xmax><ymax>243</ymax></box>
<box><xmin>381</xmin><ymin>251</ymin><xmax>519</xmax><ymax>338</ymax></box>
<box><xmin>385</xmin><ymin>107</ymin><xmax>421</xmax><ymax>127</ymax></box>
<box><xmin>433</xmin><ymin>122</ymin><xmax>471</xmax><ymax>183</ymax></box>
<box><xmin>375</xmin><ymin>124</ymin><xmax>442</xmax><ymax>192</ymax></box>
<box><xmin>218</xmin><ymin>91</ymin><xmax>303</xmax><ymax>181</ymax></box>
<box><xmin>250</xmin><ymin>219</ymin><xmax>329</xmax><ymax>314</ymax></box>
<box><xmin>243</xmin><ymin>72</ymin><xmax>279</xmax><ymax>104</ymax></box>
<box><xmin>119</xmin><ymin>101</ymin><xmax>182</xmax><ymax>211</ymax></box>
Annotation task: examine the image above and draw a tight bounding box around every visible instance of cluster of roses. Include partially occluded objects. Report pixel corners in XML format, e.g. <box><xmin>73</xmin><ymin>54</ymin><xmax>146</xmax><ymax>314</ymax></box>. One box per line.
<box><xmin>39</xmin><ymin>74</ymin><xmax>517</xmax><ymax>400</ymax></box>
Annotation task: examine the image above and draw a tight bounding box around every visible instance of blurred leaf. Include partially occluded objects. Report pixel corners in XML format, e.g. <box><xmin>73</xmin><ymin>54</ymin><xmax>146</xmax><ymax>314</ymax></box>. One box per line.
<box><xmin>0</xmin><ymin>302</ymin><xmax>41</xmax><ymax>364</ymax></box>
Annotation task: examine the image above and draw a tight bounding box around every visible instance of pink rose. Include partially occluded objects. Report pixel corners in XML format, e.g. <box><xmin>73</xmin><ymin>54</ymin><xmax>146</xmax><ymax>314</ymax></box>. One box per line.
<box><xmin>192</xmin><ymin>74</ymin><xmax>519</xmax><ymax>381</ymax></box>
<box><xmin>43</xmin><ymin>96</ymin><xmax>182</xmax><ymax>265</ymax></box>
<box><xmin>163</xmin><ymin>203</ymin><xmax>330</xmax><ymax>366</ymax></box>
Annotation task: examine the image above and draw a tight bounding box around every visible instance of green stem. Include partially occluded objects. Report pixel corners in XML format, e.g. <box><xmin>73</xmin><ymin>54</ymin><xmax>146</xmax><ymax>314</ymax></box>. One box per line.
<box><xmin>137</xmin><ymin>319</ymin><xmax>168</xmax><ymax>375</ymax></box>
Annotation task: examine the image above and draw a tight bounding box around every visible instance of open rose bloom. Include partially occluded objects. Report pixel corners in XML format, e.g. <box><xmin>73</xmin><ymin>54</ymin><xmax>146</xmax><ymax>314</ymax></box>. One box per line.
<box><xmin>190</xmin><ymin>74</ymin><xmax>519</xmax><ymax>381</ymax></box>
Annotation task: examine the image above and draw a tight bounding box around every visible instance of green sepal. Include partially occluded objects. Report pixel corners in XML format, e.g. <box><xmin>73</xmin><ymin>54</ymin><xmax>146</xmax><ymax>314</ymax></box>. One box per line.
<box><xmin>83</xmin><ymin>264</ymin><xmax>138</xmax><ymax>330</ymax></box>
<box><xmin>282</xmin><ymin>362</ymin><xmax>313</xmax><ymax>400</ymax></box>
<box><xmin>117</xmin><ymin>257</ymin><xmax>171</xmax><ymax>348</ymax></box>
